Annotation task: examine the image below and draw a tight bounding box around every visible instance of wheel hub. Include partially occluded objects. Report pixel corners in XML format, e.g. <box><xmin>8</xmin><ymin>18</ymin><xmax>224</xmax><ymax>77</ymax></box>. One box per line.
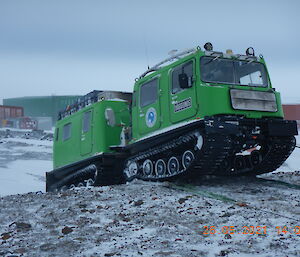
<box><xmin>143</xmin><ymin>159</ymin><xmax>153</xmax><ymax>176</ymax></box>
<box><xmin>182</xmin><ymin>150</ymin><xmax>195</xmax><ymax>169</ymax></box>
<box><xmin>155</xmin><ymin>159</ymin><xmax>166</xmax><ymax>176</ymax></box>
<box><xmin>168</xmin><ymin>157</ymin><xmax>179</xmax><ymax>174</ymax></box>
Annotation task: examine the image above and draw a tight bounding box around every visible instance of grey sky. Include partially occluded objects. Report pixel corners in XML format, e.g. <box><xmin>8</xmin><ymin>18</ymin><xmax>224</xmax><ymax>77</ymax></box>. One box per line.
<box><xmin>0</xmin><ymin>0</ymin><xmax>300</xmax><ymax>102</ymax></box>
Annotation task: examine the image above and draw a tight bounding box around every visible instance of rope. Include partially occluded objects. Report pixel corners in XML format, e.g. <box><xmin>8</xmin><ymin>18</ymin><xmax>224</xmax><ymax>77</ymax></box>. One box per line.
<box><xmin>167</xmin><ymin>182</ymin><xmax>300</xmax><ymax>223</ymax></box>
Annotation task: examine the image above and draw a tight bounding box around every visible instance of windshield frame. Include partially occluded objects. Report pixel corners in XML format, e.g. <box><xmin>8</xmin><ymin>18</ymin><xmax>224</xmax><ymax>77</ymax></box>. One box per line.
<box><xmin>200</xmin><ymin>56</ymin><xmax>270</xmax><ymax>88</ymax></box>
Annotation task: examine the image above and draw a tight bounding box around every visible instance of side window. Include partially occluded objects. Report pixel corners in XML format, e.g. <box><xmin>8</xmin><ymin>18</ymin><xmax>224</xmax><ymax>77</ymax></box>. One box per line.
<box><xmin>82</xmin><ymin>111</ymin><xmax>91</xmax><ymax>133</ymax></box>
<box><xmin>140</xmin><ymin>78</ymin><xmax>158</xmax><ymax>107</ymax></box>
<box><xmin>55</xmin><ymin>128</ymin><xmax>59</xmax><ymax>141</ymax></box>
<box><xmin>172</xmin><ymin>61</ymin><xmax>194</xmax><ymax>94</ymax></box>
<box><xmin>63</xmin><ymin>123</ymin><xmax>72</xmax><ymax>141</ymax></box>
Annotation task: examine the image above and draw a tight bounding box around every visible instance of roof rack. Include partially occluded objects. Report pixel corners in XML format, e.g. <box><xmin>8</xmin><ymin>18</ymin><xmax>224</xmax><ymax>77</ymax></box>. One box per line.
<box><xmin>57</xmin><ymin>90</ymin><xmax>132</xmax><ymax>121</ymax></box>
<box><xmin>204</xmin><ymin>50</ymin><xmax>259</xmax><ymax>62</ymax></box>
<box><xmin>138</xmin><ymin>47</ymin><xmax>199</xmax><ymax>79</ymax></box>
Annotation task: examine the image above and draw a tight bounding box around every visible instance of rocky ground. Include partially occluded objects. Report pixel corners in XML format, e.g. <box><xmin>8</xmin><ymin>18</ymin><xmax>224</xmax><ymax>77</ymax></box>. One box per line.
<box><xmin>0</xmin><ymin>131</ymin><xmax>300</xmax><ymax>257</ymax></box>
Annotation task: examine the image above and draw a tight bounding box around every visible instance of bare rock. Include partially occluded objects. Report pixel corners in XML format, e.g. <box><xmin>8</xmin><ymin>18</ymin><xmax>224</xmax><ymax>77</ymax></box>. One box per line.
<box><xmin>133</xmin><ymin>200</ymin><xmax>144</xmax><ymax>206</ymax></box>
<box><xmin>9</xmin><ymin>222</ymin><xmax>32</xmax><ymax>232</ymax></box>
<box><xmin>104</xmin><ymin>252</ymin><xmax>118</xmax><ymax>256</ymax></box>
<box><xmin>1</xmin><ymin>232</ymin><xmax>11</xmax><ymax>240</ymax></box>
<box><xmin>61</xmin><ymin>226</ymin><xmax>74</xmax><ymax>235</ymax></box>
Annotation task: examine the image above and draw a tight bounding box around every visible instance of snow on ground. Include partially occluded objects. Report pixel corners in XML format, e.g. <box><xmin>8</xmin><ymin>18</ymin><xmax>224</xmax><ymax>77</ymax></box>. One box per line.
<box><xmin>0</xmin><ymin>136</ymin><xmax>52</xmax><ymax>197</ymax></box>
<box><xmin>3</xmin><ymin>137</ymin><xmax>53</xmax><ymax>147</ymax></box>
<box><xmin>0</xmin><ymin>132</ymin><xmax>299</xmax><ymax>256</ymax></box>
<box><xmin>0</xmin><ymin>160</ymin><xmax>52</xmax><ymax>196</ymax></box>
<box><xmin>272</xmin><ymin>134</ymin><xmax>300</xmax><ymax>173</ymax></box>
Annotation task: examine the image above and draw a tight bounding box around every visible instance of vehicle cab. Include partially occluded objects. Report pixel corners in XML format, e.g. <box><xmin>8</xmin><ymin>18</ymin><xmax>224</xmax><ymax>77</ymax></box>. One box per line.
<box><xmin>131</xmin><ymin>43</ymin><xmax>283</xmax><ymax>142</ymax></box>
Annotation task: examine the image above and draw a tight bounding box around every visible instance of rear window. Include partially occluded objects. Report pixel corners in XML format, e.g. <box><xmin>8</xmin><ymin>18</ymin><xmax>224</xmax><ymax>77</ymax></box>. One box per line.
<box><xmin>140</xmin><ymin>78</ymin><xmax>158</xmax><ymax>107</ymax></box>
<box><xmin>63</xmin><ymin>123</ymin><xmax>72</xmax><ymax>141</ymax></box>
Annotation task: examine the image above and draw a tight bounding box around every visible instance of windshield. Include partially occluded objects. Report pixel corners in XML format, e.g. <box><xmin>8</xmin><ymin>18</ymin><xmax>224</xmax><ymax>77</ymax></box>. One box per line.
<box><xmin>200</xmin><ymin>56</ymin><xmax>269</xmax><ymax>87</ymax></box>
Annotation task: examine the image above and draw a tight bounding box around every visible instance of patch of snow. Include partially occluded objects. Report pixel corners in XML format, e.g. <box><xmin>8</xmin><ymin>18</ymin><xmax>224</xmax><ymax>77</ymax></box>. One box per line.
<box><xmin>0</xmin><ymin>160</ymin><xmax>52</xmax><ymax>196</ymax></box>
<box><xmin>0</xmin><ymin>128</ymin><xmax>32</xmax><ymax>133</ymax></box>
<box><xmin>275</xmin><ymin>134</ymin><xmax>300</xmax><ymax>173</ymax></box>
<box><xmin>2</xmin><ymin>138</ymin><xmax>52</xmax><ymax>147</ymax></box>
<box><xmin>13</xmin><ymin>145</ymin><xmax>52</xmax><ymax>153</ymax></box>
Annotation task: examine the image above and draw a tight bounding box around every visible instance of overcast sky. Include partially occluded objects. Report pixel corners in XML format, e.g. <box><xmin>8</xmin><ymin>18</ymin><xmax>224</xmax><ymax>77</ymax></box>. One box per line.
<box><xmin>0</xmin><ymin>0</ymin><xmax>299</xmax><ymax>103</ymax></box>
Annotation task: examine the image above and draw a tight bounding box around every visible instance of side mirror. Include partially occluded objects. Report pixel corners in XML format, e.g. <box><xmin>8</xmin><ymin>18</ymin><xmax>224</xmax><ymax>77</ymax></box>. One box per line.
<box><xmin>178</xmin><ymin>73</ymin><xmax>190</xmax><ymax>89</ymax></box>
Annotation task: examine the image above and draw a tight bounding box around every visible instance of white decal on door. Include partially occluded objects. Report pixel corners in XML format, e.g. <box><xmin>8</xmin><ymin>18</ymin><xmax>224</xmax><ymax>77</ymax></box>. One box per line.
<box><xmin>145</xmin><ymin>107</ymin><xmax>157</xmax><ymax>128</ymax></box>
<box><xmin>174</xmin><ymin>98</ymin><xmax>192</xmax><ymax>112</ymax></box>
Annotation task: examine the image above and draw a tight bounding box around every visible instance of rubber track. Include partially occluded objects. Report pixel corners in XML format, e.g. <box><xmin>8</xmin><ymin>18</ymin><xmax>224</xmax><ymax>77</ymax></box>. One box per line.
<box><xmin>126</xmin><ymin>131</ymin><xmax>198</xmax><ymax>181</ymax></box>
<box><xmin>247</xmin><ymin>136</ymin><xmax>296</xmax><ymax>175</ymax></box>
<box><xmin>130</xmin><ymin>133</ymin><xmax>196</xmax><ymax>163</ymax></box>
<box><xmin>67</xmin><ymin>135</ymin><xmax>295</xmax><ymax>186</ymax></box>
<box><xmin>193</xmin><ymin>134</ymin><xmax>232</xmax><ymax>175</ymax></box>
<box><xmin>49</xmin><ymin>165</ymin><xmax>97</xmax><ymax>191</ymax></box>
<box><xmin>126</xmin><ymin>132</ymin><xmax>233</xmax><ymax>181</ymax></box>
<box><xmin>50</xmin><ymin>134</ymin><xmax>296</xmax><ymax>191</ymax></box>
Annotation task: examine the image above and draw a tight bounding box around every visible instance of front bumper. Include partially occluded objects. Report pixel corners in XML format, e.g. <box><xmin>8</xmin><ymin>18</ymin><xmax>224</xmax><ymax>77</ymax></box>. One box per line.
<box><xmin>204</xmin><ymin>116</ymin><xmax>298</xmax><ymax>136</ymax></box>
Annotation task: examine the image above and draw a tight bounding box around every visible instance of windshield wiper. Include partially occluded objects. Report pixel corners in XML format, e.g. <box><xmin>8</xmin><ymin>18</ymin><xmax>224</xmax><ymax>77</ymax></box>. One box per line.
<box><xmin>204</xmin><ymin>55</ymin><xmax>220</xmax><ymax>65</ymax></box>
<box><xmin>246</xmin><ymin>59</ymin><xmax>254</xmax><ymax>64</ymax></box>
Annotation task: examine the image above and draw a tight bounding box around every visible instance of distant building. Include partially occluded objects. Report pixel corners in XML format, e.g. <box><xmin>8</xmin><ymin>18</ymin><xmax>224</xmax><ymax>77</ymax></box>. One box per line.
<box><xmin>3</xmin><ymin>95</ymin><xmax>81</xmax><ymax>127</ymax></box>
<box><xmin>0</xmin><ymin>105</ymin><xmax>24</xmax><ymax>128</ymax></box>
<box><xmin>282</xmin><ymin>104</ymin><xmax>300</xmax><ymax>128</ymax></box>
<box><xmin>0</xmin><ymin>105</ymin><xmax>38</xmax><ymax>129</ymax></box>
<box><xmin>0</xmin><ymin>105</ymin><xmax>23</xmax><ymax>120</ymax></box>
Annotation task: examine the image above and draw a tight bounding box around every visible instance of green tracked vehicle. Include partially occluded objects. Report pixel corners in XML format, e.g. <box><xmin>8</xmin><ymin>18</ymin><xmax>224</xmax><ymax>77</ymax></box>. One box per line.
<box><xmin>46</xmin><ymin>43</ymin><xmax>298</xmax><ymax>192</ymax></box>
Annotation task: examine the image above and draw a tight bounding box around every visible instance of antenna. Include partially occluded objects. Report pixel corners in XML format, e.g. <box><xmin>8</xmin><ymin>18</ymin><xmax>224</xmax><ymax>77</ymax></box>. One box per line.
<box><xmin>143</xmin><ymin>33</ymin><xmax>150</xmax><ymax>69</ymax></box>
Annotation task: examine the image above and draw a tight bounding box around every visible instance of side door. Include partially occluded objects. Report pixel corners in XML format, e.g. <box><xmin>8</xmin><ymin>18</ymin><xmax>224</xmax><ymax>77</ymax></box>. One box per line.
<box><xmin>80</xmin><ymin>109</ymin><xmax>93</xmax><ymax>156</ymax></box>
<box><xmin>169</xmin><ymin>60</ymin><xmax>198</xmax><ymax>123</ymax></box>
<box><xmin>137</xmin><ymin>77</ymin><xmax>161</xmax><ymax>136</ymax></box>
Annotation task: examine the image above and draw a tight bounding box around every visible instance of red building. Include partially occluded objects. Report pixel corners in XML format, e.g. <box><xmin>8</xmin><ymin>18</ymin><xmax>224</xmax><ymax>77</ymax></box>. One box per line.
<box><xmin>282</xmin><ymin>104</ymin><xmax>300</xmax><ymax>128</ymax></box>
<box><xmin>0</xmin><ymin>105</ymin><xmax>24</xmax><ymax>120</ymax></box>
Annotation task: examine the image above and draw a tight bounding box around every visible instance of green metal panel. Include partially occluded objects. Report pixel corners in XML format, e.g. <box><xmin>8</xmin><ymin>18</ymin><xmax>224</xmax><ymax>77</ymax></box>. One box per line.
<box><xmin>53</xmin><ymin>100</ymin><xmax>130</xmax><ymax>169</ymax></box>
<box><xmin>195</xmin><ymin>85</ymin><xmax>283</xmax><ymax>119</ymax></box>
